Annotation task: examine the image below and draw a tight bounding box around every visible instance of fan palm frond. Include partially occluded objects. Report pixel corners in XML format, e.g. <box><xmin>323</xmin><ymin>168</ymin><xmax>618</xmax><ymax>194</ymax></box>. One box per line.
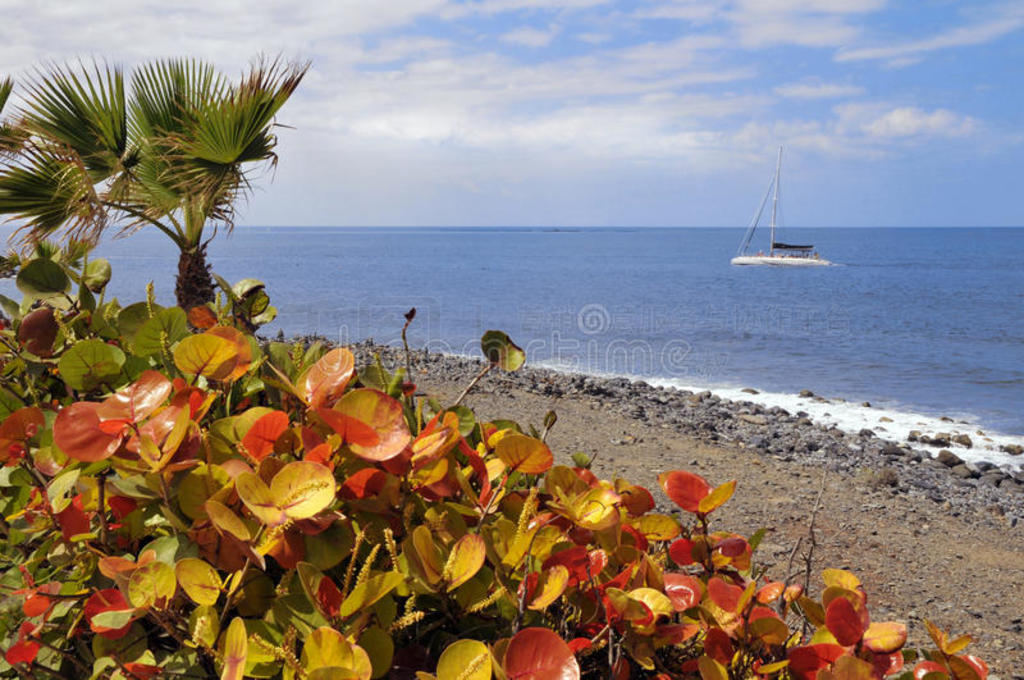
<box><xmin>20</xmin><ymin>61</ymin><xmax>127</xmax><ymax>180</ymax></box>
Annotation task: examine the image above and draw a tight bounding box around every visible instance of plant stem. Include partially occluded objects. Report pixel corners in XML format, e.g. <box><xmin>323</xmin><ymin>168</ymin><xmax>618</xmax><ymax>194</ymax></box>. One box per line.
<box><xmin>454</xmin><ymin>363</ymin><xmax>493</xmax><ymax>407</ymax></box>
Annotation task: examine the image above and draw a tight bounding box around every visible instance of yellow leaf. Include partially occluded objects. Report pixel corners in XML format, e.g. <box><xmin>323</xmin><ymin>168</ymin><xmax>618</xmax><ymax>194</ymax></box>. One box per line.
<box><xmin>270</xmin><ymin>461</ymin><xmax>336</xmax><ymax>520</ymax></box>
<box><xmin>221</xmin><ymin>617</ymin><xmax>248</xmax><ymax>680</ymax></box>
<box><xmin>301</xmin><ymin>627</ymin><xmax>372</xmax><ymax>680</ymax></box>
<box><xmin>443</xmin><ymin>534</ymin><xmax>486</xmax><ymax>591</ymax></box>
<box><xmin>174</xmin><ymin>333</ymin><xmax>238</xmax><ymax>380</ymax></box>
<box><xmin>176</xmin><ymin>558</ymin><xmax>222</xmax><ymax>606</ymax></box>
<box><xmin>436</xmin><ymin>639</ymin><xmax>491</xmax><ymax>680</ymax></box>
<box><xmin>698</xmin><ymin>655</ymin><xmax>729</xmax><ymax>680</ymax></box>
<box><xmin>495</xmin><ymin>434</ymin><xmax>553</xmax><ymax>474</ymax></box>
<box><xmin>205</xmin><ymin>500</ymin><xmax>252</xmax><ymax>542</ymax></box>
<box><xmin>634</xmin><ymin>513</ymin><xmax>681</xmax><ymax>541</ymax></box>
<box><xmin>340</xmin><ymin>572</ymin><xmax>404</xmax><ymax>618</ymax></box>
<box><xmin>822</xmin><ymin>568</ymin><xmax>861</xmax><ymax>591</ymax></box>
<box><xmin>831</xmin><ymin>655</ymin><xmax>874</xmax><ymax>680</ymax></box>
<box><xmin>128</xmin><ymin>560</ymin><xmax>177</xmax><ymax>609</ymax></box>
<box><xmin>862</xmin><ymin>622</ymin><xmax>908</xmax><ymax>654</ymax></box>
<box><xmin>697</xmin><ymin>480</ymin><xmax>736</xmax><ymax>514</ymax></box>
<box><xmin>528</xmin><ymin>565</ymin><xmax>570</xmax><ymax>611</ymax></box>
<box><xmin>236</xmin><ymin>471</ymin><xmax>288</xmax><ymax>526</ymax></box>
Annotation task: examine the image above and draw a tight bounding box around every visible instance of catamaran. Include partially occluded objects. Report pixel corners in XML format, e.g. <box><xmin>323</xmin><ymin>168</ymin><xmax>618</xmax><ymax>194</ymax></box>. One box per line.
<box><xmin>731</xmin><ymin>146</ymin><xmax>831</xmax><ymax>267</ymax></box>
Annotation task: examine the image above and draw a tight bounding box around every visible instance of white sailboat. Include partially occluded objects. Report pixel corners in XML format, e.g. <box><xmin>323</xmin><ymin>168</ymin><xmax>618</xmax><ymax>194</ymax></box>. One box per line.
<box><xmin>731</xmin><ymin>146</ymin><xmax>831</xmax><ymax>267</ymax></box>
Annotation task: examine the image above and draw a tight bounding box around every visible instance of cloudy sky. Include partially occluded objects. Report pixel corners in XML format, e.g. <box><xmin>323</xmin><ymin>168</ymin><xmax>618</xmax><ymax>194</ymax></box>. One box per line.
<box><xmin>2</xmin><ymin>0</ymin><xmax>1022</xmax><ymax>227</ymax></box>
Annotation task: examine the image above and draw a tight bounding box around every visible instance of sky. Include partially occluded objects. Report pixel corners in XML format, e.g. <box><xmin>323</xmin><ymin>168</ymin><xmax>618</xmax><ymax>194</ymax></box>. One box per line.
<box><xmin>1</xmin><ymin>0</ymin><xmax>1022</xmax><ymax>227</ymax></box>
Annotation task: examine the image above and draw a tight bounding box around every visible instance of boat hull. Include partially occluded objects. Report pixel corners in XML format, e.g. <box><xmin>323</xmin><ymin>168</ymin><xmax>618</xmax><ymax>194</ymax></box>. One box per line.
<box><xmin>731</xmin><ymin>255</ymin><xmax>831</xmax><ymax>267</ymax></box>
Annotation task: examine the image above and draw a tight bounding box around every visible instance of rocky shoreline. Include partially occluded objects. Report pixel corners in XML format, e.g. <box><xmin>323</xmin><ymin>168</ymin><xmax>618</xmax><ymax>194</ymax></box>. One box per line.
<box><xmin>348</xmin><ymin>340</ymin><xmax>1024</xmax><ymax>524</ymax></box>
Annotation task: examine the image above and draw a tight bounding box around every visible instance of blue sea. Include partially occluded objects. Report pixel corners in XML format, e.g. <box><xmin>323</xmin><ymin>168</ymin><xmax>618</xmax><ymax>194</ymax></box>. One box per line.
<box><xmin>5</xmin><ymin>226</ymin><xmax>1023</xmax><ymax>464</ymax></box>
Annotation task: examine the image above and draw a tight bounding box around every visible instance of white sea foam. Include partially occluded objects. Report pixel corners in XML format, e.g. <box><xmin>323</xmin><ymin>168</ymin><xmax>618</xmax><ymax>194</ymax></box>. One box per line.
<box><xmin>530</xmin><ymin>358</ymin><xmax>1023</xmax><ymax>472</ymax></box>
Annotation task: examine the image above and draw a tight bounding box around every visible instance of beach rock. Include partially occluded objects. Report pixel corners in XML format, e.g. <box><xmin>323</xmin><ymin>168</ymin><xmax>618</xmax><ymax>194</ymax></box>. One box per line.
<box><xmin>795</xmin><ymin>418</ymin><xmax>813</xmax><ymax>427</ymax></box>
<box><xmin>741</xmin><ymin>387</ymin><xmax>759</xmax><ymax>395</ymax></box>
<box><xmin>951</xmin><ymin>464</ymin><xmax>979</xmax><ymax>480</ymax></box>
<box><xmin>951</xmin><ymin>434</ymin><xmax>973</xmax><ymax>448</ymax></box>
<box><xmin>881</xmin><ymin>444</ymin><xmax>906</xmax><ymax>457</ymax></box>
<box><xmin>941</xmin><ymin>416</ymin><xmax>954</xmax><ymax>423</ymax></box>
<box><xmin>859</xmin><ymin>428</ymin><xmax>876</xmax><ymax>438</ymax></box>
<box><xmin>861</xmin><ymin>401</ymin><xmax>871</xmax><ymax>407</ymax></box>
<box><xmin>908</xmin><ymin>430</ymin><xmax>922</xmax><ymax>441</ymax></box>
<box><xmin>879</xmin><ymin>416</ymin><xmax>893</xmax><ymax>423</ymax></box>
<box><xmin>799</xmin><ymin>389</ymin><xmax>814</xmax><ymax>397</ymax></box>
<box><xmin>922</xmin><ymin>434</ymin><xmax>951</xmax><ymax>447</ymax></box>
<box><xmin>1001</xmin><ymin>444</ymin><xmax>1023</xmax><ymax>456</ymax></box>
<box><xmin>739</xmin><ymin>414</ymin><xmax>767</xmax><ymax>426</ymax></box>
<box><xmin>936</xmin><ymin>450</ymin><xmax>963</xmax><ymax>467</ymax></box>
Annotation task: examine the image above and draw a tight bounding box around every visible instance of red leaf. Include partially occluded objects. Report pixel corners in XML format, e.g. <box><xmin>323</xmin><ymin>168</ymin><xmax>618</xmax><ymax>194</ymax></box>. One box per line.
<box><xmin>0</xmin><ymin>407</ymin><xmax>44</xmax><ymax>465</ymax></box>
<box><xmin>240</xmin><ymin>410</ymin><xmax>289</xmax><ymax>463</ymax></box>
<box><xmin>914</xmin><ymin>661</ymin><xmax>950</xmax><ymax>680</ymax></box>
<box><xmin>316</xmin><ymin>408</ymin><xmax>380</xmax><ymax>447</ymax></box>
<box><xmin>57</xmin><ymin>496</ymin><xmax>90</xmax><ymax>541</ymax></box>
<box><xmin>187</xmin><ymin>306</ymin><xmax>218</xmax><ymax>329</ymax></box>
<box><xmin>96</xmin><ymin>370</ymin><xmax>173</xmax><ymax>423</ymax></box>
<box><xmin>668</xmin><ymin>538</ymin><xmax>696</xmax><ymax>566</ymax></box>
<box><xmin>339</xmin><ymin>468</ymin><xmax>388</xmax><ymax>500</ymax></box>
<box><xmin>663</xmin><ymin>573</ymin><xmax>703</xmax><ymax>611</ymax></box>
<box><xmin>54</xmin><ymin>402</ymin><xmax>122</xmax><ymax>462</ymax></box>
<box><xmin>4</xmin><ymin>639</ymin><xmax>40</xmax><ymax>665</ymax></box>
<box><xmin>787</xmin><ymin>644</ymin><xmax>846</xmax><ymax>680</ymax></box>
<box><xmin>22</xmin><ymin>593</ymin><xmax>51</xmax><ymax>618</ymax></box>
<box><xmin>658</xmin><ymin>470</ymin><xmax>711</xmax><ymax>513</ymax></box>
<box><xmin>317</xmin><ymin>577</ymin><xmax>343</xmax><ymax>618</ymax></box>
<box><xmin>543</xmin><ymin>547</ymin><xmax>594</xmax><ymax>588</ymax></box>
<box><xmin>716</xmin><ymin>537</ymin><xmax>749</xmax><ymax>557</ymax></box>
<box><xmin>504</xmin><ymin>627</ymin><xmax>581</xmax><ymax>680</ymax></box>
<box><xmin>108</xmin><ymin>496</ymin><xmax>137</xmax><ymax>521</ymax></box>
<box><xmin>84</xmin><ymin>589</ymin><xmax>133</xmax><ymax>639</ymax></box>
<box><xmin>567</xmin><ymin>638</ymin><xmax>592</xmax><ymax>654</ymax></box>
<box><xmin>825</xmin><ymin>595</ymin><xmax>868</xmax><ymax>647</ymax></box>
<box><xmin>707</xmin><ymin>577</ymin><xmax>744</xmax><ymax>614</ymax></box>
<box><xmin>704</xmin><ymin>627</ymin><xmax>733</xmax><ymax>665</ymax></box>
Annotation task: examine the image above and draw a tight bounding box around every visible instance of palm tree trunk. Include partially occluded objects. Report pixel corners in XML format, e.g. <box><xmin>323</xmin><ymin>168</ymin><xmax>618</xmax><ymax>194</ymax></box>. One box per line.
<box><xmin>175</xmin><ymin>244</ymin><xmax>215</xmax><ymax>311</ymax></box>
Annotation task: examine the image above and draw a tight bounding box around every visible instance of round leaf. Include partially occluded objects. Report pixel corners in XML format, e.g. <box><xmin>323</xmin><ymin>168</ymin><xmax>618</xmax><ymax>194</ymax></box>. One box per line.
<box><xmin>503</xmin><ymin>627</ymin><xmax>580</xmax><ymax>680</ymax></box>
<box><xmin>82</xmin><ymin>258</ymin><xmax>112</xmax><ymax>292</ymax></box>
<box><xmin>332</xmin><ymin>389</ymin><xmax>411</xmax><ymax>461</ymax></box>
<box><xmin>54</xmin><ymin>402</ymin><xmax>122</xmax><ymax>462</ymax></box>
<box><xmin>495</xmin><ymin>434</ymin><xmax>553</xmax><ymax>474</ymax></box>
<box><xmin>173</xmin><ymin>332</ymin><xmax>238</xmax><ymax>380</ymax></box>
<box><xmin>236</xmin><ymin>471</ymin><xmax>288</xmax><ymax>526</ymax></box>
<box><xmin>128</xmin><ymin>560</ymin><xmax>177</xmax><ymax>609</ymax></box>
<box><xmin>437</xmin><ymin>639</ymin><xmax>491</xmax><ymax>680</ymax></box>
<box><xmin>863</xmin><ymin>622</ymin><xmax>908</xmax><ymax>654</ymax></box>
<box><xmin>301</xmin><ymin>347</ymin><xmax>355</xmax><ymax>409</ymax></box>
<box><xmin>301</xmin><ymin>627</ymin><xmax>372</xmax><ymax>680</ymax></box>
<box><xmin>176</xmin><ymin>558</ymin><xmax>222</xmax><ymax>606</ymax></box>
<box><xmin>270</xmin><ymin>461</ymin><xmax>336</xmax><ymax>520</ymax></box>
<box><xmin>481</xmin><ymin>330</ymin><xmax>525</xmax><ymax>371</ymax></box>
<box><xmin>16</xmin><ymin>258</ymin><xmax>69</xmax><ymax>298</ymax></box>
<box><xmin>444</xmin><ymin>534</ymin><xmax>486</xmax><ymax>590</ymax></box>
<box><xmin>658</xmin><ymin>470</ymin><xmax>711</xmax><ymax>513</ymax></box>
<box><xmin>133</xmin><ymin>307</ymin><xmax>189</xmax><ymax>357</ymax></box>
<box><xmin>58</xmin><ymin>338</ymin><xmax>125</xmax><ymax>391</ymax></box>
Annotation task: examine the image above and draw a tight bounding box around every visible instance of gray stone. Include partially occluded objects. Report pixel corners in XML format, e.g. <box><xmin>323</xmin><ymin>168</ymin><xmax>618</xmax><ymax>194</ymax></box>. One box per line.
<box><xmin>936</xmin><ymin>450</ymin><xmax>963</xmax><ymax>467</ymax></box>
<box><xmin>741</xmin><ymin>387</ymin><xmax>759</xmax><ymax>394</ymax></box>
<box><xmin>799</xmin><ymin>389</ymin><xmax>814</xmax><ymax>397</ymax></box>
<box><xmin>951</xmin><ymin>433</ymin><xmax>973</xmax><ymax>448</ymax></box>
<box><xmin>1000</xmin><ymin>444</ymin><xmax>1023</xmax><ymax>456</ymax></box>
<box><xmin>951</xmin><ymin>464</ymin><xmax>978</xmax><ymax>480</ymax></box>
<box><xmin>859</xmin><ymin>428</ymin><xmax>876</xmax><ymax>438</ymax></box>
<box><xmin>738</xmin><ymin>414</ymin><xmax>767</xmax><ymax>425</ymax></box>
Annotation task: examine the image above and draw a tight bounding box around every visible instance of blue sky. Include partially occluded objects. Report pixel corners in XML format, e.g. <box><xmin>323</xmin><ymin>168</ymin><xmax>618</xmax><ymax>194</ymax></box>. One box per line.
<box><xmin>1</xmin><ymin>0</ymin><xmax>1022</xmax><ymax>226</ymax></box>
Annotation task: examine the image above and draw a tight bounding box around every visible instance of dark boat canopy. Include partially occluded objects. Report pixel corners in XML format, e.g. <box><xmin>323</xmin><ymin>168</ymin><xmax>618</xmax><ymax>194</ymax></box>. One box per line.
<box><xmin>772</xmin><ymin>242</ymin><xmax>814</xmax><ymax>250</ymax></box>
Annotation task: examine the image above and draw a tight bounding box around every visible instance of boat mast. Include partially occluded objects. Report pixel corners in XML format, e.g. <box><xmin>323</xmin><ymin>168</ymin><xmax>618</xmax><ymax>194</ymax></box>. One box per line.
<box><xmin>769</xmin><ymin>145</ymin><xmax>782</xmax><ymax>256</ymax></box>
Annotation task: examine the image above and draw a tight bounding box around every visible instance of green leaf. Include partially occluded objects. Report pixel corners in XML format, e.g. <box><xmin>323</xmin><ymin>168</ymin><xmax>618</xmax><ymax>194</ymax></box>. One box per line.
<box><xmin>82</xmin><ymin>258</ymin><xmax>112</xmax><ymax>292</ymax></box>
<box><xmin>480</xmin><ymin>330</ymin><xmax>525</xmax><ymax>371</ymax></box>
<box><xmin>16</xmin><ymin>258</ymin><xmax>70</xmax><ymax>299</ymax></box>
<box><xmin>57</xmin><ymin>338</ymin><xmax>125</xmax><ymax>391</ymax></box>
<box><xmin>133</xmin><ymin>306</ymin><xmax>188</xmax><ymax>356</ymax></box>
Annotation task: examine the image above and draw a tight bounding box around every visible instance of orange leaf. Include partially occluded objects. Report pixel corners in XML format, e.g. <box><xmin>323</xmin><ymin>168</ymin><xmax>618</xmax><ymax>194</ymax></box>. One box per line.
<box><xmin>54</xmin><ymin>402</ymin><xmax>122</xmax><ymax>462</ymax></box>
<box><xmin>206</xmin><ymin>326</ymin><xmax>253</xmax><ymax>381</ymax></box>
<box><xmin>658</xmin><ymin>470</ymin><xmax>711</xmax><ymax>513</ymax></box>
<box><xmin>240</xmin><ymin>410</ymin><xmax>289</xmax><ymax>463</ymax></box>
<box><xmin>787</xmin><ymin>644</ymin><xmax>845</xmax><ymax>680</ymax></box>
<box><xmin>504</xmin><ymin>627</ymin><xmax>581</xmax><ymax>680</ymax></box>
<box><xmin>663</xmin><ymin>573</ymin><xmax>704</xmax><ymax>611</ymax></box>
<box><xmin>301</xmin><ymin>347</ymin><xmax>355</xmax><ymax>409</ymax></box>
<box><xmin>330</xmin><ymin>389</ymin><xmax>411</xmax><ymax>461</ymax></box>
<box><xmin>698</xmin><ymin>480</ymin><xmax>736</xmax><ymax>514</ymax></box>
<box><xmin>825</xmin><ymin>596</ymin><xmax>868</xmax><ymax>647</ymax></box>
<box><xmin>495</xmin><ymin>434</ymin><xmax>554</xmax><ymax>474</ymax></box>
<box><xmin>187</xmin><ymin>306</ymin><xmax>218</xmax><ymax>329</ymax></box>
<box><xmin>707</xmin><ymin>577</ymin><xmax>744</xmax><ymax>614</ymax></box>
<box><xmin>862</xmin><ymin>622</ymin><xmax>907</xmax><ymax>654</ymax></box>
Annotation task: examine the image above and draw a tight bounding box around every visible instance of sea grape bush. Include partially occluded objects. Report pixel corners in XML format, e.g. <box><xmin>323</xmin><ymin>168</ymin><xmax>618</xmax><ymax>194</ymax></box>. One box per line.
<box><xmin>0</xmin><ymin>254</ymin><xmax>992</xmax><ymax>679</ymax></box>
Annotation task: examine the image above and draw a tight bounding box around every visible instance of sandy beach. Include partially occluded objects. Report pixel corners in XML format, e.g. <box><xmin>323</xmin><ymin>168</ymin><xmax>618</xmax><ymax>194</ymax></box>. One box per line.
<box><xmin>351</xmin><ymin>342</ymin><xmax>1024</xmax><ymax>676</ymax></box>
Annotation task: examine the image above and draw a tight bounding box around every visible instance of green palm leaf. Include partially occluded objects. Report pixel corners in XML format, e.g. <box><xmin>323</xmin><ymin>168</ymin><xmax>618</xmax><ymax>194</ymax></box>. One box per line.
<box><xmin>21</xmin><ymin>62</ymin><xmax>127</xmax><ymax>180</ymax></box>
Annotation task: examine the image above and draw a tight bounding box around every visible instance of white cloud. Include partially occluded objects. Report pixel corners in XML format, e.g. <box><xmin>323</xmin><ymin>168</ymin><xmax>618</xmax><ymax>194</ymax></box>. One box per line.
<box><xmin>861</xmin><ymin>107</ymin><xmax>976</xmax><ymax>138</ymax></box>
<box><xmin>501</xmin><ymin>25</ymin><xmax>560</xmax><ymax>47</ymax></box>
<box><xmin>836</xmin><ymin>7</ymin><xmax>1024</xmax><ymax>62</ymax></box>
<box><xmin>775</xmin><ymin>81</ymin><xmax>864</xmax><ymax>99</ymax></box>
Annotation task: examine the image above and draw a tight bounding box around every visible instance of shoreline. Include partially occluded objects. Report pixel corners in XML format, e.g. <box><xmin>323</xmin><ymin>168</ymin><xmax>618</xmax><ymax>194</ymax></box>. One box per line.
<box><xmin>343</xmin><ymin>339</ymin><xmax>1024</xmax><ymax>670</ymax></box>
<box><xmin>346</xmin><ymin>340</ymin><xmax>1024</xmax><ymax>516</ymax></box>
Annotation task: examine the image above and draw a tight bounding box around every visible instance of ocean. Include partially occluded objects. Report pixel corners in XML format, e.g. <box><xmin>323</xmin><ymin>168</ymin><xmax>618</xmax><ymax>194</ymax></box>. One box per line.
<box><xmin>4</xmin><ymin>226</ymin><xmax>1023</xmax><ymax>467</ymax></box>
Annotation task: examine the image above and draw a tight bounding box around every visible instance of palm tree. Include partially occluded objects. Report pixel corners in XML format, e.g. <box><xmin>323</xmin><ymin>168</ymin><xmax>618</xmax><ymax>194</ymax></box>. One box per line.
<box><xmin>0</xmin><ymin>58</ymin><xmax>308</xmax><ymax>311</ymax></box>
